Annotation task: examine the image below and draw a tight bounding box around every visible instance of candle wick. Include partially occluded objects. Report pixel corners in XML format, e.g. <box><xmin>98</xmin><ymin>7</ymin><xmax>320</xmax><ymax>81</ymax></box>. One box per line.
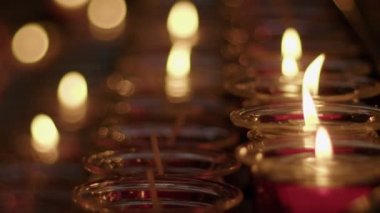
<box><xmin>151</xmin><ymin>134</ymin><xmax>164</xmax><ymax>175</ymax></box>
<box><xmin>167</xmin><ymin>111</ymin><xmax>187</xmax><ymax>146</ymax></box>
<box><xmin>146</xmin><ymin>168</ymin><xmax>161</xmax><ymax>212</ymax></box>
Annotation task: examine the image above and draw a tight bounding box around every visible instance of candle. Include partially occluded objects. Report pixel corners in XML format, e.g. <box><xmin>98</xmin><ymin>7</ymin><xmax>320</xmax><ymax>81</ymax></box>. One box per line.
<box><xmin>236</xmin><ymin>129</ymin><xmax>380</xmax><ymax>212</ymax></box>
<box><xmin>73</xmin><ymin>176</ymin><xmax>243</xmax><ymax>211</ymax></box>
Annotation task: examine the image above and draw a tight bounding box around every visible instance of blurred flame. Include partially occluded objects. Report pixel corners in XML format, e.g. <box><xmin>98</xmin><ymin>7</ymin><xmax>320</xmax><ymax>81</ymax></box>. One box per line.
<box><xmin>281</xmin><ymin>57</ymin><xmax>299</xmax><ymax>78</ymax></box>
<box><xmin>281</xmin><ymin>28</ymin><xmax>302</xmax><ymax>59</ymax></box>
<box><xmin>58</xmin><ymin>71</ymin><xmax>87</xmax><ymax>124</ymax></box>
<box><xmin>167</xmin><ymin>1</ymin><xmax>199</xmax><ymax>41</ymax></box>
<box><xmin>166</xmin><ymin>42</ymin><xmax>191</xmax><ymax>78</ymax></box>
<box><xmin>31</xmin><ymin>114</ymin><xmax>59</xmax><ymax>164</ymax></box>
<box><xmin>54</xmin><ymin>0</ymin><xmax>88</xmax><ymax>9</ymax></box>
<box><xmin>11</xmin><ymin>23</ymin><xmax>49</xmax><ymax>64</ymax></box>
<box><xmin>315</xmin><ymin>127</ymin><xmax>333</xmax><ymax>160</ymax></box>
<box><xmin>303</xmin><ymin>54</ymin><xmax>325</xmax><ymax>95</ymax></box>
<box><xmin>281</xmin><ymin>28</ymin><xmax>301</xmax><ymax>78</ymax></box>
<box><xmin>87</xmin><ymin>0</ymin><xmax>127</xmax><ymax>30</ymax></box>
<box><xmin>165</xmin><ymin>42</ymin><xmax>191</xmax><ymax>102</ymax></box>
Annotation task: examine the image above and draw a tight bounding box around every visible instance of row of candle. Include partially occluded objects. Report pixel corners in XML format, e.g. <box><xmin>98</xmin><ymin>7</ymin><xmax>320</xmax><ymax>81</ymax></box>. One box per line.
<box><xmin>223</xmin><ymin>0</ymin><xmax>380</xmax><ymax>212</ymax></box>
<box><xmin>69</xmin><ymin>1</ymin><xmax>245</xmax><ymax>212</ymax></box>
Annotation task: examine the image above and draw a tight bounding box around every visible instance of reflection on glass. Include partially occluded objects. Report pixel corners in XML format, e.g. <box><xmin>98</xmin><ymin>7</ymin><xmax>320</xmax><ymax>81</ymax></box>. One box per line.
<box><xmin>58</xmin><ymin>71</ymin><xmax>88</xmax><ymax>126</ymax></box>
<box><xmin>31</xmin><ymin>114</ymin><xmax>59</xmax><ymax>164</ymax></box>
<box><xmin>167</xmin><ymin>0</ymin><xmax>199</xmax><ymax>42</ymax></box>
<box><xmin>54</xmin><ymin>0</ymin><xmax>88</xmax><ymax>9</ymax></box>
<box><xmin>87</xmin><ymin>0</ymin><xmax>127</xmax><ymax>39</ymax></box>
<box><xmin>11</xmin><ymin>23</ymin><xmax>49</xmax><ymax>64</ymax></box>
<box><xmin>165</xmin><ymin>42</ymin><xmax>192</xmax><ymax>103</ymax></box>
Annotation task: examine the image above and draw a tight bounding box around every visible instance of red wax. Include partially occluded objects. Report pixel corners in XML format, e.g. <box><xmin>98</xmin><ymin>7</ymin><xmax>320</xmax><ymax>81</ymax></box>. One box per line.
<box><xmin>276</xmin><ymin>184</ymin><xmax>370</xmax><ymax>213</ymax></box>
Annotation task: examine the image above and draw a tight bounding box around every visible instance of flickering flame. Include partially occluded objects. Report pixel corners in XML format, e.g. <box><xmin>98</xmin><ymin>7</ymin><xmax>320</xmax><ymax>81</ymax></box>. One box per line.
<box><xmin>165</xmin><ymin>42</ymin><xmax>191</xmax><ymax>102</ymax></box>
<box><xmin>303</xmin><ymin>54</ymin><xmax>325</xmax><ymax>96</ymax></box>
<box><xmin>11</xmin><ymin>23</ymin><xmax>49</xmax><ymax>64</ymax></box>
<box><xmin>281</xmin><ymin>57</ymin><xmax>299</xmax><ymax>78</ymax></box>
<box><xmin>58</xmin><ymin>71</ymin><xmax>87</xmax><ymax>108</ymax></box>
<box><xmin>166</xmin><ymin>42</ymin><xmax>191</xmax><ymax>78</ymax></box>
<box><xmin>58</xmin><ymin>71</ymin><xmax>87</xmax><ymax>124</ymax></box>
<box><xmin>302</xmin><ymin>55</ymin><xmax>325</xmax><ymax>129</ymax></box>
<box><xmin>31</xmin><ymin>114</ymin><xmax>59</xmax><ymax>164</ymax></box>
<box><xmin>87</xmin><ymin>0</ymin><xmax>127</xmax><ymax>30</ymax></box>
<box><xmin>281</xmin><ymin>28</ymin><xmax>302</xmax><ymax>59</ymax></box>
<box><xmin>281</xmin><ymin>28</ymin><xmax>301</xmax><ymax>78</ymax></box>
<box><xmin>167</xmin><ymin>1</ymin><xmax>199</xmax><ymax>40</ymax></box>
<box><xmin>315</xmin><ymin>127</ymin><xmax>333</xmax><ymax>160</ymax></box>
<box><xmin>54</xmin><ymin>0</ymin><xmax>88</xmax><ymax>9</ymax></box>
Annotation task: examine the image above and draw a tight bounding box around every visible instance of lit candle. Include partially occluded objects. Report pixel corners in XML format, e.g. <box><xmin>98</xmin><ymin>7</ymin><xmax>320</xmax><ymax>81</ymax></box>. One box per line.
<box><xmin>57</xmin><ymin>71</ymin><xmax>88</xmax><ymax>129</ymax></box>
<box><xmin>236</xmin><ymin>129</ymin><xmax>380</xmax><ymax>213</ymax></box>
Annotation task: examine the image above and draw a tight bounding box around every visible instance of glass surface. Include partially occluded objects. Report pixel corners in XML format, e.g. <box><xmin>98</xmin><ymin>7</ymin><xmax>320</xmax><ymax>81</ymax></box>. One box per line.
<box><xmin>73</xmin><ymin>176</ymin><xmax>243</xmax><ymax>212</ymax></box>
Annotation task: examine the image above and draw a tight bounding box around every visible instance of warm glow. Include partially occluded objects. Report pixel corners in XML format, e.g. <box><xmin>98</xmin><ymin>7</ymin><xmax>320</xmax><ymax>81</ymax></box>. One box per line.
<box><xmin>281</xmin><ymin>28</ymin><xmax>302</xmax><ymax>59</ymax></box>
<box><xmin>165</xmin><ymin>76</ymin><xmax>191</xmax><ymax>102</ymax></box>
<box><xmin>315</xmin><ymin>127</ymin><xmax>333</xmax><ymax>160</ymax></box>
<box><xmin>281</xmin><ymin>56</ymin><xmax>299</xmax><ymax>78</ymax></box>
<box><xmin>167</xmin><ymin>0</ymin><xmax>199</xmax><ymax>40</ymax></box>
<box><xmin>11</xmin><ymin>23</ymin><xmax>49</xmax><ymax>64</ymax></box>
<box><xmin>166</xmin><ymin>42</ymin><xmax>191</xmax><ymax>78</ymax></box>
<box><xmin>31</xmin><ymin>114</ymin><xmax>59</xmax><ymax>164</ymax></box>
<box><xmin>54</xmin><ymin>0</ymin><xmax>88</xmax><ymax>9</ymax></box>
<box><xmin>87</xmin><ymin>0</ymin><xmax>127</xmax><ymax>30</ymax></box>
<box><xmin>303</xmin><ymin>54</ymin><xmax>325</xmax><ymax>96</ymax></box>
<box><xmin>58</xmin><ymin>71</ymin><xmax>88</xmax><ymax>108</ymax></box>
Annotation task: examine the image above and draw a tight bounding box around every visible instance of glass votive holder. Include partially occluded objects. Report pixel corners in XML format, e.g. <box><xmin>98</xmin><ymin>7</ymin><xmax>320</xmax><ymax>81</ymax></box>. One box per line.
<box><xmin>83</xmin><ymin>147</ymin><xmax>241</xmax><ymax>179</ymax></box>
<box><xmin>230</xmin><ymin>103</ymin><xmax>380</xmax><ymax>141</ymax></box>
<box><xmin>96</xmin><ymin>122</ymin><xmax>239</xmax><ymax>151</ymax></box>
<box><xmin>235</xmin><ymin>138</ymin><xmax>380</xmax><ymax>213</ymax></box>
<box><xmin>73</xmin><ymin>176</ymin><xmax>243</xmax><ymax>212</ymax></box>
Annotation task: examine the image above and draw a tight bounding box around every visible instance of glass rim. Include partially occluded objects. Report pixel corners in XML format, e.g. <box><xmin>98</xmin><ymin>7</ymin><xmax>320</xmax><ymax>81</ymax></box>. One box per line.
<box><xmin>230</xmin><ymin>102</ymin><xmax>380</xmax><ymax>131</ymax></box>
<box><xmin>83</xmin><ymin>147</ymin><xmax>241</xmax><ymax>179</ymax></box>
<box><xmin>73</xmin><ymin>176</ymin><xmax>243</xmax><ymax>212</ymax></box>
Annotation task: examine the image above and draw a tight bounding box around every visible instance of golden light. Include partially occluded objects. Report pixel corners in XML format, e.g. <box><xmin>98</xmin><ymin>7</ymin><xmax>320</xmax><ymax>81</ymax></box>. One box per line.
<box><xmin>31</xmin><ymin>114</ymin><xmax>59</xmax><ymax>164</ymax></box>
<box><xmin>302</xmin><ymin>55</ymin><xmax>325</xmax><ymax>130</ymax></box>
<box><xmin>302</xmin><ymin>54</ymin><xmax>325</xmax><ymax>96</ymax></box>
<box><xmin>87</xmin><ymin>0</ymin><xmax>127</xmax><ymax>30</ymax></box>
<box><xmin>281</xmin><ymin>56</ymin><xmax>299</xmax><ymax>78</ymax></box>
<box><xmin>165</xmin><ymin>76</ymin><xmax>191</xmax><ymax>102</ymax></box>
<box><xmin>54</xmin><ymin>0</ymin><xmax>88</xmax><ymax>9</ymax></box>
<box><xmin>315</xmin><ymin>127</ymin><xmax>333</xmax><ymax>160</ymax></box>
<box><xmin>167</xmin><ymin>0</ymin><xmax>199</xmax><ymax>41</ymax></box>
<box><xmin>281</xmin><ymin>28</ymin><xmax>302</xmax><ymax>59</ymax></box>
<box><xmin>11</xmin><ymin>23</ymin><xmax>49</xmax><ymax>64</ymax></box>
<box><xmin>166</xmin><ymin>42</ymin><xmax>191</xmax><ymax>78</ymax></box>
<box><xmin>281</xmin><ymin>28</ymin><xmax>301</xmax><ymax>78</ymax></box>
<box><xmin>58</xmin><ymin>71</ymin><xmax>88</xmax><ymax>124</ymax></box>
<box><xmin>165</xmin><ymin>42</ymin><xmax>192</xmax><ymax>102</ymax></box>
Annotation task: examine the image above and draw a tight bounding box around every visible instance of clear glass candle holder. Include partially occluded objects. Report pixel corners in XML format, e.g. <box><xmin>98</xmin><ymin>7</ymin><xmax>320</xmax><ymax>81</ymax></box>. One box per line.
<box><xmin>83</xmin><ymin>147</ymin><xmax>240</xmax><ymax>179</ymax></box>
<box><xmin>230</xmin><ymin>103</ymin><xmax>380</xmax><ymax>141</ymax></box>
<box><xmin>73</xmin><ymin>176</ymin><xmax>243</xmax><ymax>212</ymax></box>
<box><xmin>235</xmin><ymin>138</ymin><xmax>380</xmax><ymax>213</ymax></box>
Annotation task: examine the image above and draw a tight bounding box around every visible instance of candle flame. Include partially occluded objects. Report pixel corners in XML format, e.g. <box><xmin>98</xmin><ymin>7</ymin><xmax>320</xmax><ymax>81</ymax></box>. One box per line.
<box><xmin>302</xmin><ymin>55</ymin><xmax>325</xmax><ymax>129</ymax></box>
<box><xmin>167</xmin><ymin>1</ymin><xmax>199</xmax><ymax>41</ymax></box>
<box><xmin>281</xmin><ymin>28</ymin><xmax>302</xmax><ymax>58</ymax></box>
<box><xmin>281</xmin><ymin>28</ymin><xmax>302</xmax><ymax>78</ymax></box>
<box><xmin>166</xmin><ymin>42</ymin><xmax>191</xmax><ymax>78</ymax></box>
<box><xmin>58</xmin><ymin>71</ymin><xmax>88</xmax><ymax>108</ymax></box>
<box><xmin>58</xmin><ymin>71</ymin><xmax>87</xmax><ymax>124</ymax></box>
<box><xmin>303</xmin><ymin>54</ymin><xmax>325</xmax><ymax>96</ymax></box>
<box><xmin>87</xmin><ymin>0</ymin><xmax>127</xmax><ymax>30</ymax></box>
<box><xmin>11</xmin><ymin>23</ymin><xmax>49</xmax><ymax>64</ymax></box>
<box><xmin>315</xmin><ymin>127</ymin><xmax>333</xmax><ymax>160</ymax></box>
<box><xmin>54</xmin><ymin>0</ymin><xmax>88</xmax><ymax>9</ymax></box>
<box><xmin>31</xmin><ymin>114</ymin><xmax>59</xmax><ymax>164</ymax></box>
